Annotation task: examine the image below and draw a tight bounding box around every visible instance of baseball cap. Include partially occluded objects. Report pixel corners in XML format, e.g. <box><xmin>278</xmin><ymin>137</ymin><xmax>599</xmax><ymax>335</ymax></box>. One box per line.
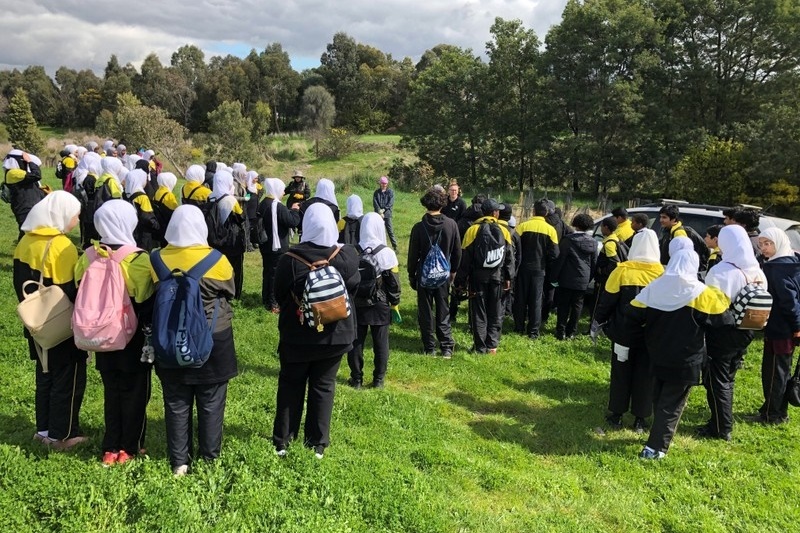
<box><xmin>482</xmin><ymin>198</ymin><xmax>504</xmax><ymax>215</ymax></box>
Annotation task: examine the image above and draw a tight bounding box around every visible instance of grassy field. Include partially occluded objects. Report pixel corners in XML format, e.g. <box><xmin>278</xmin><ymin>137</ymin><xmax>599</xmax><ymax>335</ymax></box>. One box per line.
<box><xmin>0</xmin><ymin>172</ymin><xmax>799</xmax><ymax>532</ymax></box>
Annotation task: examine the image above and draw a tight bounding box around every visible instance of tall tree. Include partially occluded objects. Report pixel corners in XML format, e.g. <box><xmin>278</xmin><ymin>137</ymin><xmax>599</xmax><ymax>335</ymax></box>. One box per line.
<box><xmin>319</xmin><ymin>32</ymin><xmax>361</xmax><ymax>129</ymax></box>
<box><xmin>7</xmin><ymin>88</ymin><xmax>45</xmax><ymax>154</ymax></box>
<box><xmin>206</xmin><ymin>100</ymin><xmax>256</xmax><ymax>163</ymax></box>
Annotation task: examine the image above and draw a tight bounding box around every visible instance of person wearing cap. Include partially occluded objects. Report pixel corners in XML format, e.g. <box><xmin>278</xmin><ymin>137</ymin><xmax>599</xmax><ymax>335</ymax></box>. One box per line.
<box><xmin>455</xmin><ymin>199</ymin><xmax>514</xmax><ymax>354</ymax></box>
<box><xmin>373</xmin><ymin>176</ymin><xmax>398</xmax><ymax>250</ymax></box>
<box><xmin>285</xmin><ymin>170</ymin><xmax>310</xmax><ymax>211</ymax></box>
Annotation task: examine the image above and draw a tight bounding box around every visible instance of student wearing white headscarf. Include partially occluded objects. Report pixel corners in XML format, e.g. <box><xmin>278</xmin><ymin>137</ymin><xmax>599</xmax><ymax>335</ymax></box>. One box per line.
<box><xmin>244</xmin><ymin>171</ymin><xmax>262</xmax><ymax>249</ymax></box>
<box><xmin>96</xmin><ymin>155</ymin><xmax>124</xmax><ymax>206</ymax></box>
<box><xmin>153</xmin><ymin>172</ymin><xmax>179</xmax><ymax>246</ymax></box>
<box><xmin>272</xmin><ymin>203</ymin><xmax>360</xmax><ymax>458</ymax></box>
<box><xmin>346</xmin><ymin>212</ymin><xmax>401</xmax><ymax>389</ymax></box>
<box><xmin>256</xmin><ymin>178</ymin><xmax>301</xmax><ymax>312</ymax></box>
<box><xmin>697</xmin><ymin>225</ymin><xmax>768</xmax><ymax>440</ymax></box>
<box><xmin>668</xmin><ymin>235</ymin><xmax>693</xmax><ymax>257</ymax></box>
<box><xmin>13</xmin><ymin>191</ymin><xmax>88</xmax><ymax>451</ymax></box>
<box><xmin>209</xmin><ymin>170</ymin><xmax>246</xmax><ymax>299</ymax></box>
<box><xmin>57</xmin><ymin>145</ymin><xmax>78</xmax><ymax>189</ymax></box>
<box><xmin>300</xmin><ymin>178</ymin><xmax>340</xmax><ymax>222</ymax></box>
<box><xmin>4</xmin><ymin>150</ymin><xmax>47</xmax><ymax>237</ymax></box>
<box><xmin>624</xmin><ymin>249</ymin><xmax>732</xmax><ymax>459</ymax></box>
<box><xmin>123</xmin><ymin>169</ymin><xmax>160</xmax><ymax>251</ymax></box>
<box><xmin>151</xmin><ymin>205</ymin><xmax>237</xmax><ymax>476</ymax></box>
<box><xmin>338</xmin><ymin>194</ymin><xmax>363</xmax><ymax>245</ymax></box>
<box><xmin>74</xmin><ymin>200</ymin><xmax>155</xmax><ymax>465</ymax></box>
<box><xmin>182</xmin><ymin>164</ymin><xmax>212</xmax><ymax>205</ymax></box>
<box><xmin>595</xmin><ymin>228</ymin><xmax>664</xmax><ymax>432</ymax></box>
<box><xmin>752</xmin><ymin>227</ymin><xmax>800</xmax><ymax>424</ymax></box>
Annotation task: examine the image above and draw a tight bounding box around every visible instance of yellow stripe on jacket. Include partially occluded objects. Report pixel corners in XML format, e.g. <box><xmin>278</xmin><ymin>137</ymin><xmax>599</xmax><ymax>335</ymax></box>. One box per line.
<box><xmin>13</xmin><ymin>231</ymin><xmax>79</xmax><ymax>285</ymax></box>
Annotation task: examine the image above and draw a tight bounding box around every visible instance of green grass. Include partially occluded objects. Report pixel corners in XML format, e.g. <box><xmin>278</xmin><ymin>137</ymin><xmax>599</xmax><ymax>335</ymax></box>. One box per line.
<box><xmin>0</xmin><ymin>173</ymin><xmax>799</xmax><ymax>531</ymax></box>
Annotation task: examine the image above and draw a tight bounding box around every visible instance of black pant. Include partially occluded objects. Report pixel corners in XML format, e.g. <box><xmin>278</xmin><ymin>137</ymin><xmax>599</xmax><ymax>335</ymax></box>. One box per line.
<box><xmin>260</xmin><ymin>249</ymin><xmax>282</xmax><ymax>308</ymax></box>
<box><xmin>608</xmin><ymin>345</ymin><xmax>653</xmax><ymax>418</ymax></box>
<box><xmin>469</xmin><ymin>280</ymin><xmax>504</xmax><ymax>352</ymax></box>
<box><xmin>272</xmin><ymin>355</ymin><xmax>342</xmax><ymax>450</ymax></box>
<box><xmin>384</xmin><ymin>216</ymin><xmax>397</xmax><ymax>248</ymax></box>
<box><xmin>417</xmin><ymin>283</ymin><xmax>454</xmax><ymax>352</ymax></box>
<box><xmin>226</xmin><ymin>252</ymin><xmax>244</xmax><ymax>300</ymax></box>
<box><xmin>555</xmin><ymin>288</ymin><xmax>584</xmax><ymax>338</ymax></box>
<box><xmin>161</xmin><ymin>380</ymin><xmax>229</xmax><ymax>468</ymax></box>
<box><xmin>542</xmin><ymin>284</ymin><xmax>556</xmax><ymax>325</ymax></box>
<box><xmin>514</xmin><ymin>270</ymin><xmax>545</xmax><ymax>335</ymax></box>
<box><xmin>33</xmin><ymin>341</ymin><xmax>87</xmax><ymax>440</ymax></box>
<box><xmin>761</xmin><ymin>342</ymin><xmax>794</xmax><ymax>420</ymax></box>
<box><xmin>348</xmin><ymin>324</ymin><xmax>390</xmax><ymax>383</ymax></box>
<box><xmin>703</xmin><ymin>351</ymin><xmax>745</xmax><ymax>435</ymax></box>
<box><xmin>647</xmin><ymin>379</ymin><xmax>692</xmax><ymax>453</ymax></box>
<box><xmin>100</xmin><ymin>368</ymin><xmax>151</xmax><ymax>453</ymax></box>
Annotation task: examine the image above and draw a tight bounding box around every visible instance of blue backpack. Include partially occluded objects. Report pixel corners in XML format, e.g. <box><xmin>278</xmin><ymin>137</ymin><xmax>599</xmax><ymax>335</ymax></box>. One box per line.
<box><xmin>419</xmin><ymin>229</ymin><xmax>450</xmax><ymax>289</ymax></box>
<box><xmin>150</xmin><ymin>249</ymin><xmax>222</xmax><ymax>368</ymax></box>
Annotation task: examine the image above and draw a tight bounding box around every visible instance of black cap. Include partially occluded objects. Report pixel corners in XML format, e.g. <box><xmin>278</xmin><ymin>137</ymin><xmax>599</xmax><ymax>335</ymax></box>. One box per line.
<box><xmin>482</xmin><ymin>198</ymin><xmax>504</xmax><ymax>215</ymax></box>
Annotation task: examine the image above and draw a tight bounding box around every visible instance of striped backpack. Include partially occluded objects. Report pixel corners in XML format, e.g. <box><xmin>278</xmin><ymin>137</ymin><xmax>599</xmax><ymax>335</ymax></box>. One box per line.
<box><xmin>731</xmin><ymin>267</ymin><xmax>772</xmax><ymax>330</ymax></box>
<box><xmin>286</xmin><ymin>247</ymin><xmax>351</xmax><ymax>332</ymax></box>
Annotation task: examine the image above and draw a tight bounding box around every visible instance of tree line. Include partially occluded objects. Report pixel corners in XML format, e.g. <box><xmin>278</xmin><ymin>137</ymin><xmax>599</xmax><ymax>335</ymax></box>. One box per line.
<box><xmin>2</xmin><ymin>0</ymin><xmax>800</xmax><ymax>211</ymax></box>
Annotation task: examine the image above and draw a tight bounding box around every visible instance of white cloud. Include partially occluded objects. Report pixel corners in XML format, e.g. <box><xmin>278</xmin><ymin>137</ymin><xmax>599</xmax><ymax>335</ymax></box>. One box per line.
<box><xmin>1</xmin><ymin>0</ymin><xmax>568</xmax><ymax>74</ymax></box>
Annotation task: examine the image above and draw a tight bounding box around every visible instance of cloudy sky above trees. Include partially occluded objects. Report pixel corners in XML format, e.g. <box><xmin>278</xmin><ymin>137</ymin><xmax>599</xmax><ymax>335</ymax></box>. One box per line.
<box><xmin>2</xmin><ymin>0</ymin><xmax>568</xmax><ymax>73</ymax></box>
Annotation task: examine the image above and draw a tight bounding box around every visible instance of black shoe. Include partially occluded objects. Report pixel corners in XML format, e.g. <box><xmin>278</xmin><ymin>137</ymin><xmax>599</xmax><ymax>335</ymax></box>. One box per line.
<box><xmin>371</xmin><ymin>380</ymin><xmax>385</xmax><ymax>389</ymax></box>
<box><xmin>347</xmin><ymin>378</ymin><xmax>362</xmax><ymax>389</ymax></box>
<box><xmin>314</xmin><ymin>445</ymin><xmax>325</xmax><ymax>459</ymax></box>
<box><xmin>528</xmin><ymin>334</ymin><xmax>539</xmax><ymax>341</ymax></box>
<box><xmin>694</xmin><ymin>424</ymin><xmax>731</xmax><ymax>441</ymax></box>
<box><xmin>632</xmin><ymin>417</ymin><xmax>647</xmax><ymax>435</ymax></box>
<box><xmin>555</xmin><ymin>331</ymin><xmax>565</xmax><ymax>341</ymax></box>
<box><xmin>605</xmin><ymin>414</ymin><xmax>623</xmax><ymax>430</ymax></box>
<box><xmin>441</xmin><ymin>351</ymin><xmax>453</xmax><ymax>360</ymax></box>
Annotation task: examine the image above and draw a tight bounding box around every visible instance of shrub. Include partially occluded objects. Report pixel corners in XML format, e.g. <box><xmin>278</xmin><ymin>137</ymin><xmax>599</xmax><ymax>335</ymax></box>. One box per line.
<box><xmin>387</xmin><ymin>158</ymin><xmax>438</xmax><ymax>192</ymax></box>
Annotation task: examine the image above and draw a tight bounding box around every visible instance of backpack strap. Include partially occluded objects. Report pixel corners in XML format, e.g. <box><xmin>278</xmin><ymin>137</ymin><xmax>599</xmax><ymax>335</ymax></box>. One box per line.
<box><xmin>150</xmin><ymin>250</ymin><xmax>172</xmax><ymax>282</ymax></box>
<box><xmin>110</xmin><ymin>244</ymin><xmax>143</xmax><ymax>264</ymax></box>
<box><xmin>186</xmin><ymin>249</ymin><xmax>224</xmax><ymax>280</ymax></box>
<box><xmin>286</xmin><ymin>246</ymin><xmax>341</xmax><ymax>270</ymax></box>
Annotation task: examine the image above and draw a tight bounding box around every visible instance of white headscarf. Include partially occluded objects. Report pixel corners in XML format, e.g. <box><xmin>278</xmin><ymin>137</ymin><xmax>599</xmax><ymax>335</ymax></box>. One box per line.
<box><xmin>64</xmin><ymin>144</ymin><xmax>78</xmax><ymax>154</ymax></box>
<box><xmin>628</xmin><ymin>229</ymin><xmax>660</xmax><ymax>263</ymax></box>
<box><xmin>185</xmin><ymin>164</ymin><xmax>205</xmax><ymax>183</ymax></box>
<box><xmin>124</xmin><ymin>168</ymin><xmax>148</xmax><ymax>197</ymax></box>
<box><xmin>79</xmin><ymin>151</ymin><xmax>102</xmax><ymax>175</ymax></box>
<box><xmin>669</xmin><ymin>236</ymin><xmax>693</xmax><ymax>257</ymax></box>
<box><xmin>760</xmin><ymin>227</ymin><xmax>794</xmax><ymax>261</ymax></box>
<box><xmin>74</xmin><ymin>146</ymin><xmax>87</xmax><ymax>160</ymax></box>
<box><xmin>301</xmin><ymin>202</ymin><xmax>339</xmax><ymax>247</ymax></box>
<box><xmin>21</xmin><ymin>191</ymin><xmax>81</xmax><ymax>234</ymax></box>
<box><xmin>165</xmin><ymin>205</ymin><xmax>208</xmax><ymax>247</ymax></box>
<box><xmin>246</xmin><ymin>171</ymin><xmax>259</xmax><ymax>194</ymax></box>
<box><xmin>345</xmin><ymin>194</ymin><xmax>364</xmax><ymax>218</ymax></box>
<box><xmin>265</xmin><ymin>178</ymin><xmax>286</xmax><ymax>251</ymax></box>
<box><xmin>635</xmin><ymin>249</ymin><xmax>706</xmax><ymax>312</ymax></box>
<box><xmin>101</xmin><ymin>156</ymin><xmax>124</xmax><ymax>187</ymax></box>
<box><xmin>314</xmin><ymin>178</ymin><xmax>337</xmax><ymax>206</ymax></box>
<box><xmin>706</xmin><ymin>225</ymin><xmax>766</xmax><ymax>299</ymax></box>
<box><xmin>4</xmin><ymin>149</ymin><xmax>42</xmax><ymax>169</ymax></box>
<box><xmin>103</xmin><ymin>140</ymin><xmax>115</xmax><ymax>154</ymax></box>
<box><xmin>157</xmin><ymin>172</ymin><xmax>177</xmax><ymax>191</ymax></box>
<box><xmin>142</xmin><ymin>149</ymin><xmax>155</xmax><ymax>161</ymax></box>
<box><xmin>211</xmin><ymin>170</ymin><xmax>237</xmax><ymax>223</ymax></box>
<box><xmin>94</xmin><ymin>200</ymin><xmax>137</xmax><ymax>246</ymax></box>
<box><xmin>72</xmin><ymin>168</ymin><xmax>89</xmax><ymax>188</ymax></box>
<box><xmin>126</xmin><ymin>154</ymin><xmax>141</xmax><ymax>171</ymax></box>
<box><xmin>359</xmin><ymin>212</ymin><xmax>398</xmax><ymax>270</ymax></box>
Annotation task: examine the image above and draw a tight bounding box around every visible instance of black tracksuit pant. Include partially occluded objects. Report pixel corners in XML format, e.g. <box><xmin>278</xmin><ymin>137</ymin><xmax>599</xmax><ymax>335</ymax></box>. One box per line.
<box><xmin>272</xmin><ymin>355</ymin><xmax>343</xmax><ymax>451</ymax></box>
<box><xmin>555</xmin><ymin>288</ymin><xmax>585</xmax><ymax>338</ymax></box>
<box><xmin>226</xmin><ymin>252</ymin><xmax>244</xmax><ymax>300</ymax></box>
<box><xmin>761</xmin><ymin>341</ymin><xmax>794</xmax><ymax>420</ymax></box>
<box><xmin>608</xmin><ymin>345</ymin><xmax>653</xmax><ymax>419</ymax></box>
<box><xmin>514</xmin><ymin>269</ymin><xmax>545</xmax><ymax>336</ymax></box>
<box><xmin>260</xmin><ymin>249</ymin><xmax>282</xmax><ymax>308</ymax></box>
<box><xmin>469</xmin><ymin>280</ymin><xmax>504</xmax><ymax>352</ymax></box>
<box><xmin>161</xmin><ymin>380</ymin><xmax>229</xmax><ymax>468</ymax></box>
<box><xmin>100</xmin><ymin>368</ymin><xmax>151</xmax><ymax>453</ymax></box>
<box><xmin>348</xmin><ymin>324</ymin><xmax>389</xmax><ymax>384</ymax></box>
<box><xmin>647</xmin><ymin>379</ymin><xmax>693</xmax><ymax>453</ymax></box>
<box><xmin>702</xmin><ymin>351</ymin><xmax>745</xmax><ymax>436</ymax></box>
<box><xmin>417</xmin><ymin>283</ymin><xmax>454</xmax><ymax>353</ymax></box>
<box><xmin>33</xmin><ymin>340</ymin><xmax>87</xmax><ymax>440</ymax></box>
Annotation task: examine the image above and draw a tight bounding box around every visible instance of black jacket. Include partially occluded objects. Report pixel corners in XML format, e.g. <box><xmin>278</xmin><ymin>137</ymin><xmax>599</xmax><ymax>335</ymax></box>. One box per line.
<box><xmin>407</xmin><ymin>213</ymin><xmax>462</xmax><ymax>290</ymax></box>
<box><xmin>515</xmin><ymin>216</ymin><xmax>559</xmax><ymax>272</ymax></box>
<box><xmin>551</xmin><ymin>231</ymin><xmax>597</xmax><ymax>291</ymax></box>
<box><xmin>762</xmin><ymin>254</ymin><xmax>800</xmax><ymax>339</ymax></box>
<box><xmin>457</xmin><ymin>204</ymin><xmax>483</xmax><ymax>239</ymax></box>
<box><xmin>455</xmin><ymin>217</ymin><xmax>515</xmax><ymax>286</ymax></box>
<box><xmin>6</xmin><ymin>162</ymin><xmax>46</xmax><ymax>226</ymax></box>
<box><xmin>285</xmin><ymin>180</ymin><xmax>311</xmax><ymax>209</ymax></box>
<box><xmin>300</xmin><ymin>197</ymin><xmax>340</xmax><ymax>223</ymax></box>
<box><xmin>355</xmin><ymin>267</ymin><xmax>401</xmax><ymax>326</ymax></box>
<box><xmin>443</xmin><ymin>197</ymin><xmax>467</xmax><ymax>222</ymax></box>
<box><xmin>257</xmin><ymin>197</ymin><xmax>302</xmax><ymax>253</ymax></box>
<box><xmin>339</xmin><ymin>216</ymin><xmax>361</xmax><ymax>245</ymax></box>
<box><xmin>204</xmin><ymin>161</ymin><xmax>216</xmax><ymax>190</ymax></box>
<box><xmin>275</xmin><ymin>243</ymin><xmax>360</xmax><ymax>361</ymax></box>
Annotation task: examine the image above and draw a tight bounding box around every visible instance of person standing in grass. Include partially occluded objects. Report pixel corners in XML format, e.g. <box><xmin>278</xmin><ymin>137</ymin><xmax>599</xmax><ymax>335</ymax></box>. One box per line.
<box><xmin>13</xmin><ymin>191</ymin><xmax>88</xmax><ymax>451</ymax></box>
<box><xmin>594</xmin><ymin>229</ymin><xmax>663</xmax><ymax>433</ymax></box>
<box><xmin>181</xmin><ymin>165</ymin><xmax>212</xmax><ymax>207</ymax></box>
<box><xmin>624</xmin><ymin>249</ymin><xmax>732</xmax><ymax>459</ymax></box>
<box><xmin>301</xmin><ymin>178</ymin><xmax>340</xmax><ymax>222</ymax></box>
<box><xmin>407</xmin><ymin>187</ymin><xmax>462</xmax><ymax>358</ymax></box>
<box><xmin>124</xmin><ymin>169</ymin><xmax>160</xmax><ymax>252</ymax></box>
<box><xmin>699</xmin><ymin>225</ymin><xmax>765</xmax><ymax>440</ymax></box>
<box><xmin>74</xmin><ymin>200</ymin><xmax>155</xmax><ymax>466</ymax></box>
<box><xmin>373</xmin><ymin>176</ymin><xmax>398</xmax><ymax>250</ymax></box>
<box><xmin>152</xmin><ymin>205</ymin><xmax>238</xmax><ymax>476</ymax></box>
<box><xmin>152</xmin><ymin>172</ymin><xmax>179</xmax><ymax>247</ymax></box>
<box><xmin>272</xmin><ymin>203</ymin><xmax>360</xmax><ymax>458</ymax></box>
<box><xmin>347</xmin><ymin>212</ymin><xmax>401</xmax><ymax>388</ymax></box>
<box><xmin>751</xmin><ymin>228</ymin><xmax>800</xmax><ymax>425</ymax></box>
<box><xmin>284</xmin><ymin>170</ymin><xmax>310</xmax><ymax>210</ymax></box>
<box><xmin>443</xmin><ymin>179</ymin><xmax>467</xmax><ymax>223</ymax></box>
<box><xmin>4</xmin><ymin>150</ymin><xmax>47</xmax><ymax>239</ymax></box>
<box><xmin>339</xmin><ymin>194</ymin><xmax>364</xmax><ymax>245</ymax></box>
<box><xmin>210</xmin><ymin>170</ymin><xmax>247</xmax><ymax>300</ymax></box>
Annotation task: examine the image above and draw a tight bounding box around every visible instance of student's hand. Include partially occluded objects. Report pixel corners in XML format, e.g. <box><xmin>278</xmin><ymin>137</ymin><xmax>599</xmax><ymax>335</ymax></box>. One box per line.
<box><xmin>504</xmin><ymin>280</ymin><xmax>511</xmax><ymax>291</ymax></box>
<box><xmin>291</xmin><ymin>203</ymin><xmax>300</xmax><ymax>210</ymax></box>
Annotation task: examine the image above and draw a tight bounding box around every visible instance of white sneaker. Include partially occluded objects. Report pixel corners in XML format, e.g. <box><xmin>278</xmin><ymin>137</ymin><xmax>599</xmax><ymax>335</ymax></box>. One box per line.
<box><xmin>173</xmin><ymin>465</ymin><xmax>189</xmax><ymax>477</ymax></box>
<box><xmin>275</xmin><ymin>448</ymin><xmax>288</xmax><ymax>458</ymax></box>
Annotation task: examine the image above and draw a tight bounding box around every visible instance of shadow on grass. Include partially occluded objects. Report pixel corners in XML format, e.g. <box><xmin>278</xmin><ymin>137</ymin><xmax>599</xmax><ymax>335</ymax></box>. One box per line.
<box><xmin>446</xmin><ymin>377</ymin><xmax>641</xmax><ymax>455</ymax></box>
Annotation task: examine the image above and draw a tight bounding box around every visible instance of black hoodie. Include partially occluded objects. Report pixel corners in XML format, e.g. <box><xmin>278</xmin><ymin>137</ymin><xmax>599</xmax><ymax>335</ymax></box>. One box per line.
<box><xmin>551</xmin><ymin>231</ymin><xmax>598</xmax><ymax>291</ymax></box>
<box><xmin>407</xmin><ymin>213</ymin><xmax>462</xmax><ymax>288</ymax></box>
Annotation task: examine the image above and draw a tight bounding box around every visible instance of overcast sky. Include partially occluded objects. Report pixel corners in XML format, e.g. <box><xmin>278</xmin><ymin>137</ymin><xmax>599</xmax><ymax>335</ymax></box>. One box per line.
<box><xmin>1</xmin><ymin>0</ymin><xmax>568</xmax><ymax>75</ymax></box>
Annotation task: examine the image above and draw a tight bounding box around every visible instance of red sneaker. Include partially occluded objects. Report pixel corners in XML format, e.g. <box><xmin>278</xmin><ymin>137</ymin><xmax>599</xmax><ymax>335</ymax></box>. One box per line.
<box><xmin>102</xmin><ymin>452</ymin><xmax>119</xmax><ymax>466</ymax></box>
<box><xmin>116</xmin><ymin>450</ymin><xmax>133</xmax><ymax>464</ymax></box>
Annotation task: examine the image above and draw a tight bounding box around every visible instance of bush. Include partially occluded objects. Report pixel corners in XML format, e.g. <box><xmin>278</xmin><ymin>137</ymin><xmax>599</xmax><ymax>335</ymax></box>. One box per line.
<box><xmin>387</xmin><ymin>158</ymin><xmax>438</xmax><ymax>192</ymax></box>
<box><xmin>319</xmin><ymin>128</ymin><xmax>358</xmax><ymax>159</ymax></box>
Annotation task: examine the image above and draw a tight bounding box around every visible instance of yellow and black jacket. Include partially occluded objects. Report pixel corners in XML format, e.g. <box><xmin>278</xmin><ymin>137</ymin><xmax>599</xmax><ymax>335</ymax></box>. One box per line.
<box><xmin>614</xmin><ymin>219</ymin><xmax>634</xmax><ymax>244</ymax></box>
<box><xmin>658</xmin><ymin>221</ymin><xmax>688</xmax><ymax>264</ymax></box>
<box><xmin>153</xmin><ymin>186</ymin><xmax>178</xmax><ymax>243</ymax></box>
<box><xmin>181</xmin><ymin>182</ymin><xmax>211</xmax><ymax>206</ymax></box>
<box><xmin>596</xmin><ymin>233</ymin><xmax>624</xmax><ymax>285</ymax></box>
<box><xmin>5</xmin><ymin>163</ymin><xmax>46</xmax><ymax>226</ymax></box>
<box><xmin>515</xmin><ymin>215</ymin><xmax>559</xmax><ymax>272</ymax></box>
<box><xmin>456</xmin><ymin>216</ymin><xmax>515</xmax><ymax>285</ymax></box>
<box><xmin>126</xmin><ymin>192</ymin><xmax>160</xmax><ymax>252</ymax></box>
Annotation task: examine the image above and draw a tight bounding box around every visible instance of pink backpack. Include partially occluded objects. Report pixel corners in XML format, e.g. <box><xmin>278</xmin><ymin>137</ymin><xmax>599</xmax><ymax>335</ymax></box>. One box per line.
<box><xmin>73</xmin><ymin>244</ymin><xmax>140</xmax><ymax>352</ymax></box>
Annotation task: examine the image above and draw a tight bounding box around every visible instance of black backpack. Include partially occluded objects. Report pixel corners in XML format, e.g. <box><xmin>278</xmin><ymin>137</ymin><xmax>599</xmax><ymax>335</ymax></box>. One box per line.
<box><xmin>354</xmin><ymin>245</ymin><xmax>386</xmax><ymax>306</ymax></box>
<box><xmin>683</xmin><ymin>225</ymin><xmax>710</xmax><ymax>271</ymax></box>
<box><xmin>206</xmin><ymin>197</ymin><xmax>244</xmax><ymax>252</ymax></box>
<box><xmin>472</xmin><ymin>221</ymin><xmax>506</xmax><ymax>270</ymax></box>
<box><xmin>616</xmin><ymin>239</ymin><xmax>629</xmax><ymax>262</ymax></box>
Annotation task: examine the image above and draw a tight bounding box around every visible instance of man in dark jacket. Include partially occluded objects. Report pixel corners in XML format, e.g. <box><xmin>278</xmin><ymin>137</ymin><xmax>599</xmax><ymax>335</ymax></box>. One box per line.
<box><xmin>408</xmin><ymin>187</ymin><xmax>462</xmax><ymax>358</ymax></box>
<box><xmin>373</xmin><ymin>176</ymin><xmax>398</xmax><ymax>249</ymax></box>
<box><xmin>455</xmin><ymin>199</ymin><xmax>515</xmax><ymax>354</ymax></box>
<box><xmin>542</xmin><ymin>201</ymin><xmax>573</xmax><ymax>326</ymax></box>
<box><xmin>513</xmin><ymin>200</ymin><xmax>559</xmax><ymax>339</ymax></box>
<box><xmin>550</xmin><ymin>214</ymin><xmax>597</xmax><ymax>340</ymax></box>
